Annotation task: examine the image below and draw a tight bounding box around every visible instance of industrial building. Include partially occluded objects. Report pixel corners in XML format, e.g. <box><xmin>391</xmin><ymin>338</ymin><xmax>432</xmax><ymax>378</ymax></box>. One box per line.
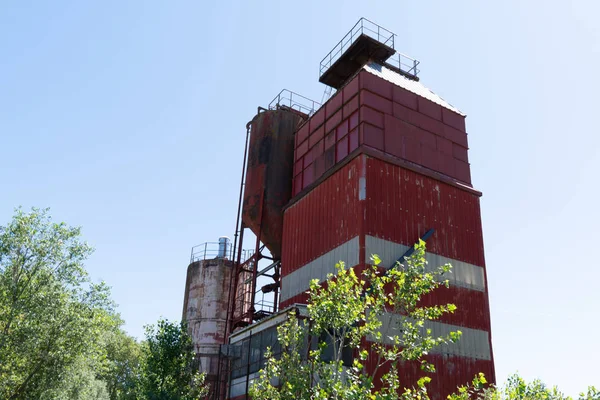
<box><xmin>182</xmin><ymin>18</ymin><xmax>495</xmax><ymax>399</ymax></box>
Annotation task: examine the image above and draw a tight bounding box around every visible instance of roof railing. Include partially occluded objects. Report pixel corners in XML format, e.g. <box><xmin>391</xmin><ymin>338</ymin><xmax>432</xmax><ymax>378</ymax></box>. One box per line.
<box><xmin>319</xmin><ymin>17</ymin><xmax>420</xmax><ymax>81</ymax></box>
<box><xmin>319</xmin><ymin>18</ymin><xmax>395</xmax><ymax>77</ymax></box>
<box><xmin>384</xmin><ymin>52</ymin><xmax>421</xmax><ymax>78</ymax></box>
<box><xmin>189</xmin><ymin>242</ymin><xmax>254</xmax><ymax>264</ymax></box>
<box><xmin>268</xmin><ymin>89</ymin><xmax>321</xmax><ymax>116</ymax></box>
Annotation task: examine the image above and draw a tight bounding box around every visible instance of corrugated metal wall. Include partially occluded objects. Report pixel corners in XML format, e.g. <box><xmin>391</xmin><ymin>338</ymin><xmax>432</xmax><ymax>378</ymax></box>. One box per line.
<box><xmin>282</xmin><ymin>157</ymin><xmax>363</xmax><ymax>282</ymax></box>
<box><xmin>365</xmin><ymin>156</ymin><xmax>485</xmax><ymax>267</ymax></box>
<box><xmin>278</xmin><ymin>61</ymin><xmax>494</xmax><ymax>398</ymax></box>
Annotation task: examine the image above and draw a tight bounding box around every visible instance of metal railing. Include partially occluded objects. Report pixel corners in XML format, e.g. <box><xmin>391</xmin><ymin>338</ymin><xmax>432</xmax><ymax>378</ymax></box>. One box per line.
<box><xmin>319</xmin><ymin>17</ymin><xmax>395</xmax><ymax>77</ymax></box>
<box><xmin>189</xmin><ymin>242</ymin><xmax>254</xmax><ymax>264</ymax></box>
<box><xmin>268</xmin><ymin>89</ymin><xmax>321</xmax><ymax>116</ymax></box>
<box><xmin>385</xmin><ymin>52</ymin><xmax>420</xmax><ymax>78</ymax></box>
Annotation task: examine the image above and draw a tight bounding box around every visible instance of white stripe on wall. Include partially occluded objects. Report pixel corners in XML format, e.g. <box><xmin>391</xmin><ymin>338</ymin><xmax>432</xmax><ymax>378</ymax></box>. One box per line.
<box><xmin>365</xmin><ymin>236</ymin><xmax>486</xmax><ymax>292</ymax></box>
<box><xmin>280</xmin><ymin>236</ymin><xmax>486</xmax><ymax>303</ymax></box>
<box><xmin>368</xmin><ymin>312</ymin><xmax>492</xmax><ymax>360</ymax></box>
<box><xmin>281</xmin><ymin>236</ymin><xmax>360</xmax><ymax>302</ymax></box>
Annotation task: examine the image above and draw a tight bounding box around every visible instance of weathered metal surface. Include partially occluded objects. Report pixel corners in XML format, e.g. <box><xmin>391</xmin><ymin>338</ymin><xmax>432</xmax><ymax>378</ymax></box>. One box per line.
<box><xmin>282</xmin><ymin>157</ymin><xmax>363</xmax><ymax>283</ymax></box>
<box><xmin>242</xmin><ymin>109</ymin><xmax>304</xmax><ymax>260</ymax></box>
<box><xmin>280</xmin><ymin>236</ymin><xmax>360</xmax><ymax>302</ymax></box>
<box><xmin>182</xmin><ymin>258</ymin><xmax>233</xmax><ymax>381</ymax></box>
<box><xmin>362</xmin><ymin>62</ymin><xmax>464</xmax><ymax>115</ymax></box>
<box><xmin>364</xmin><ymin>156</ymin><xmax>485</xmax><ymax>266</ymax></box>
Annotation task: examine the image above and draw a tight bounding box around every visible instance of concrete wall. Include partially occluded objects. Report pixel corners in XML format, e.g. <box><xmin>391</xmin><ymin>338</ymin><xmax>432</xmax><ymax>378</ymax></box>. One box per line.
<box><xmin>182</xmin><ymin>258</ymin><xmax>233</xmax><ymax>378</ymax></box>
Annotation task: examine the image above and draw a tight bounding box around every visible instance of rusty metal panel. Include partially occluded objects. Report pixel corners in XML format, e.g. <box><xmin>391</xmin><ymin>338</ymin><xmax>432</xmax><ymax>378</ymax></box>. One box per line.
<box><xmin>363</xmin><ymin>351</ymin><xmax>495</xmax><ymax>399</ymax></box>
<box><xmin>364</xmin><ymin>156</ymin><xmax>485</xmax><ymax>267</ymax></box>
<box><xmin>361</xmin><ymin>63</ymin><xmax>465</xmax><ymax>116</ymax></box>
<box><xmin>282</xmin><ymin>157</ymin><xmax>363</xmax><ymax>279</ymax></box>
<box><xmin>242</xmin><ymin>109</ymin><xmax>304</xmax><ymax>260</ymax></box>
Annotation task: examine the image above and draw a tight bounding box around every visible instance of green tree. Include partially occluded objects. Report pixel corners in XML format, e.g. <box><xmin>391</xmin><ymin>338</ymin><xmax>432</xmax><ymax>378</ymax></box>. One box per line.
<box><xmin>450</xmin><ymin>373</ymin><xmax>599</xmax><ymax>400</ymax></box>
<box><xmin>250</xmin><ymin>240</ymin><xmax>461</xmax><ymax>399</ymax></box>
<box><xmin>0</xmin><ymin>208</ymin><xmax>118</xmax><ymax>399</ymax></box>
<box><xmin>102</xmin><ymin>327</ymin><xmax>144</xmax><ymax>400</ymax></box>
<box><xmin>138</xmin><ymin>318</ymin><xmax>207</xmax><ymax>400</ymax></box>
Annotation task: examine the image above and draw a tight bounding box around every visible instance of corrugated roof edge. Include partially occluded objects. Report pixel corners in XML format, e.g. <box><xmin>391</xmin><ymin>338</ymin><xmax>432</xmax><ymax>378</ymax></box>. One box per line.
<box><xmin>363</xmin><ymin>62</ymin><xmax>466</xmax><ymax>117</ymax></box>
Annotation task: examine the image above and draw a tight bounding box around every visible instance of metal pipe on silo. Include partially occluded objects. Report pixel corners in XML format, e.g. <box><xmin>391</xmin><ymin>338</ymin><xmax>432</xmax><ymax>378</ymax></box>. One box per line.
<box><xmin>218</xmin><ymin>236</ymin><xmax>230</xmax><ymax>259</ymax></box>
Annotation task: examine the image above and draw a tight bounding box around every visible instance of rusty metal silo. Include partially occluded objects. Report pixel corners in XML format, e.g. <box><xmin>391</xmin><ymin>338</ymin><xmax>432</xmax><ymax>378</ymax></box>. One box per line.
<box><xmin>241</xmin><ymin>108</ymin><xmax>305</xmax><ymax>260</ymax></box>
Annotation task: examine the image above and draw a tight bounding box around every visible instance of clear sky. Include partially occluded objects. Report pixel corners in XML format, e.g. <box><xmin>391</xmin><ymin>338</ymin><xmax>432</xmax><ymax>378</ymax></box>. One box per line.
<box><xmin>1</xmin><ymin>0</ymin><xmax>599</xmax><ymax>395</ymax></box>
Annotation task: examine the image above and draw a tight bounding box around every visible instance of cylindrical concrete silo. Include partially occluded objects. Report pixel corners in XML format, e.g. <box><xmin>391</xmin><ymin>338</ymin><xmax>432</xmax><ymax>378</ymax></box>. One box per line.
<box><xmin>182</xmin><ymin>253</ymin><xmax>233</xmax><ymax>391</ymax></box>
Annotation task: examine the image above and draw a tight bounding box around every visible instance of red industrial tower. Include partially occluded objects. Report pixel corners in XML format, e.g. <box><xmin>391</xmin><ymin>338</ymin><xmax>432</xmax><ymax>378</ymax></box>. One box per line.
<box><xmin>184</xmin><ymin>18</ymin><xmax>494</xmax><ymax>400</ymax></box>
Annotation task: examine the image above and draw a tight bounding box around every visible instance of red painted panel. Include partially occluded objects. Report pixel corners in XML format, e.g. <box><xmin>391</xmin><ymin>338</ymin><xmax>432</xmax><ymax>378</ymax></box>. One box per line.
<box><xmin>418</xmin><ymin>97</ymin><xmax>443</xmax><ymax>121</ymax></box>
<box><xmin>364</xmin><ymin>157</ymin><xmax>485</xmax><ymax>267</ymax></box>
<box><xmin>324</xmin><ymin>146</ymin><xmax>335</xmax><ymax>170</ymax></box>
<box><xmin>419</xmin><ymin>129</ymin><xmax>437</xmax><ymax>149</ymax></box>
<box><xmin>312</xmin><ymin>139</ymin><xmax>324</xmax><ymax>159</ymax></box>
<box><xmin>336</xmin><ymin>119</ymin><xmax>349</xmax><ymax>140</ymax></box>
<box><xmin>420</xmin><ymin>286</ymin><xmax>491</xmax><ymax>331</ymax></box>
<box><xmin>302</xmin><ymin>164</ymin><xmax>314</xmax><ymax>188</ymax></box>
<box><xmin>364</xmin><ymin>350</ymin><xmax>495</xmax><ymax>399</ymax></box>
<box><xmin>393</xmin><ymin>102</ymin><xmax>445</xmax><ymax>137</ymax></box>
<box><xmin>282</xmin><ymin>157</ymin><xmax>363</xmax><ymax>276</ymax></box>
<box><xmin>453</xmin><ymin>143</ymin><xmax>469</xmax><ymax>162</ymax></box>
<box><xmin>343</xmin><ymin>74</ymin><xmax>359</xmax><ymax>101</ymax></box>
<box><xmin>405</xmin><ymin>137</ymin><xmax>422</xmax><ymax>164</ymax></box>
<box><xmin>443</xmin><ymin>125</ymin><xmax>468</xmax><ymax>148</ymax></box>
<box><xmin>349</xmin><ymin>111</ymin><xmax>359</xmax><ymax>130</ymax></box>
<box><xmin>360</xmin><ymin>105</ymin><xmax>385</xmax><ymax>129</ymax></box>
<box><xmin>309</xmin><ymin>106</ymin><xmax>325</xmax><ymax>132</ymax></box>
<box><xmin>359</xmin><ymin>70</ymin><xmax>393</xmax><ymax>99</ymax></box>
<box><xmin>294</xmin><ymin>158</ymin><xmax>303</xmax><ymax>177</ymax></box>
<box><xmin>309</xmin><ymin>125</ymin><xmax>325</xmax><ymax>148</ymax></box>
<box><xmin>454</xmin><ymin>160</ymin><xmax>472</xmax><ymax>184</ymax></box>
<box><xmin>297</xmin><ymin>123</ymin><xmax>309</xmax><ymax>146</ymax></box>
<box><xmin>439</xmin><ymin>153</ymin><xmax>456</xmax><ymax>178</ymax></box>
<box><xmin>362</xmin><ymin>123</ymin><xmax>384</xmax><ymax>151</ymax></box>
<box><xmin>293</xmin><ymin>173</ymin><xmax>302</xmax><ymax>196</ymax></box>
<box><xmin>437</xmin><ymin>136</ymin><xmax>453</xmax><ymax>155</ymax></box>
<box><xmin>421</xmin><ymin>144</ymin><xmax>439</xmax><ymax>171</ymax></box>
<box><xmin>336</xmin><ymin>136</ymin><xmax>349</xmax><ymax>162</ymax></box>
<box><xmin>361</xmin><ymin>90</ymin><xmax>393</xmax><ymax>115</ymax></box>
<box><xmin>343</xmin><ymin>94</ymin><xmax>359</xmax><ymax>120</ymax></box>
<box><xmin>324</xmin><ymin>130</ymin><xmax>335</xmax><ymax>150</ymax></box>
<box><xmin>325</xmin><ymin>91</ymin><xmax>343</xmax><ymax>119</ymax></box>
<box><xmin>393</xmin><ymin>85</ymin><xmax>418</xmax><ymax>110</ymax></box>
<box><xmin>349</xmin><ymin>128</ymin><xmax>359</xmax><ymax>152</ymax></box>
<box><xmin>442</xmin><ymin>108</ymin><xmax>466</xmax><ymax>132</ymax></box>
<box><xmin>296</xmin><ymin>139</ymin><xmax>308</xmax><ymax>160</ymax></box>
<box><xmin>412</xmin><ymin>111</ymin><xmax>446</xmax><ymax>137</ymax></box>
<box><xmin>325</xmin><ymin>109</ymin><xmax>343</xmax><ymax>133</ymax></box>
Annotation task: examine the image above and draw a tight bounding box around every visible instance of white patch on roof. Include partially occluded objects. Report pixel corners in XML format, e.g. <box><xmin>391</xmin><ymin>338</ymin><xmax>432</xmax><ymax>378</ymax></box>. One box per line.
<box><xmin>362</xmin><ymin>62</ymin><xmax>465</xmax><ymax>116</ymax></box>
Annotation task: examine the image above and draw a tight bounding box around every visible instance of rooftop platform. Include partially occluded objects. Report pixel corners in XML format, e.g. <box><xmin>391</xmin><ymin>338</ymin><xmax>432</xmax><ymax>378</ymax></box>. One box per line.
<box><xmin>319</xmin><ymin>18</ymin><xmax>420</xmax><ymax>89</ymax></box>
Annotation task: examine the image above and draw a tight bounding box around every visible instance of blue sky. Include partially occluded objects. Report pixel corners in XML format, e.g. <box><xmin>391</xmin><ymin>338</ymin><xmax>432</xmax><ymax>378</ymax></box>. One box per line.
<box><xmin>1</xmin><ymin>0</ymin><xmax>599</xmax><ymax>395</ymax></box>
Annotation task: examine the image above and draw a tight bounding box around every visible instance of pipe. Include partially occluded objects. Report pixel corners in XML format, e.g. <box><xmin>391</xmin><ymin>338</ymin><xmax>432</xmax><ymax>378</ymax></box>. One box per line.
<box><xmin>225</xmin><ymin>123</ymin><xmax>251</xmax><ymax>338</ymax></box>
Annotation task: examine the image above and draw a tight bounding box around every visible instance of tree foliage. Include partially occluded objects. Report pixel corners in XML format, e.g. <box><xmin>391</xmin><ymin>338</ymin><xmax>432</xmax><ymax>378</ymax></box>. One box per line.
<box><xmin>250</xmin><ymin>240</ymin><xmax>599</xmax><ymax>400</ymax></box>
<box><xmin>0</xmin><ymin>208</ymin><xmax>207</xmax><ymax>400</ymax></box>
<box><xmin>137</xmin><ymin>318</ymin><xmax>208</xmax><ymax>400</ymax></box>
<box><xmin>250</xmin><ymin>240</ymin><xmax>460</xmax><ymax>399</ymax></box>
<box><xmin>0</xmin><ymin>208</ymin><xmax>118</xmax><ymax>399</ymax></box>
<box><xmin>449</xmin><ymin>373</ymin><xmax>599</xmax><ymax>400</ymax></box>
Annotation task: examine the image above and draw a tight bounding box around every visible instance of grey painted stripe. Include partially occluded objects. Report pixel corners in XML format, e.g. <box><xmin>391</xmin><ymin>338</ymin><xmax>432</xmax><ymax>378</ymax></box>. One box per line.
<box><xmin>365</xmin><ymin>235</ymin><xmax>486</xmax><ymax>292</ymax></box>
<box><xmin>281</xmin><ymin>235</ymin><xmax>486</xmax><ymax>303</ymax></box>
<box><xmin>368</xmin><ymin>312</ymin><xmax>491</xmax><ymax>361</ymax></box>
<box><xmin>280</xmin><ymin>236</ymin><xmax>360</xmax><ymax>302</ymax></box>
